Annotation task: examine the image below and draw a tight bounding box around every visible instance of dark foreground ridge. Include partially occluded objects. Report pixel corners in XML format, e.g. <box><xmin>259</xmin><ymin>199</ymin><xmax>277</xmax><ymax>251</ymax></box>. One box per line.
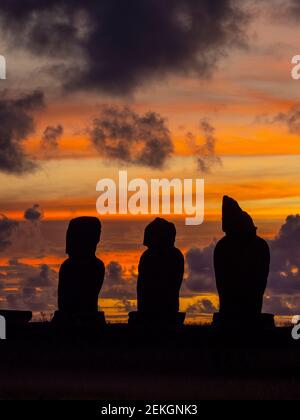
<box><xmin>0</xmin><ymin>322</ymin><xmax>300</xmax><ymax>400</ymax></box>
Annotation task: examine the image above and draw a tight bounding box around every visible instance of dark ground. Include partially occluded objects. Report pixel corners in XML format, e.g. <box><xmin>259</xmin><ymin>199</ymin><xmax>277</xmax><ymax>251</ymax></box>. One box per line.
<box><xmin>1</xmin><ymin>323</ymin><xmax>300</xmax><ymax>400</ymax></box>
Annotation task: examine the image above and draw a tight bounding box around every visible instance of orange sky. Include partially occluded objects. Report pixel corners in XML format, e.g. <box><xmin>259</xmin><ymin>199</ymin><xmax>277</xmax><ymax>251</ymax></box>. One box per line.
<box><xmin>2</xmin><ymin>21</ymin><xmax>299</xmax><ymax>223</ymax></box>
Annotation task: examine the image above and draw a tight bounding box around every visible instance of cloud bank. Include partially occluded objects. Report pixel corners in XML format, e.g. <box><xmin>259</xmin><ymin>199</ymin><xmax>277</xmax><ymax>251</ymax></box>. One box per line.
<box><xmin>1</xmin><ymin>214</ymin><xmax>300</xmax><ymax>319</ymax></box>
<box><xmin>0</xmin><ymin>259</ymin><xmax>57</xmax><ymax>313</ymax></box>
<box><xmin>0</xmin><ymin>0</ymin><xmax>249</xmax><ymax>95</ymax></box>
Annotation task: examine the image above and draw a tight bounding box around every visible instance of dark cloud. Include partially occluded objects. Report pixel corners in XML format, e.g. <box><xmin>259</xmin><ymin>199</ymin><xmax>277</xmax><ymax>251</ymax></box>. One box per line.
<box><xmin>24</xmin><ymin>204</ymin><xmax>43</xmax><ymax>222</ymax></box>
<box><xmin>187</xmin><ymin>298</ymin><xmax>218</xmax><ymax>316</ymax></box>
<box><xmin>101</xmin><ymin>261</ymin><xmax>137</xmax><ymax>300</ymax></box>
<box><xmin>24</xmin><ymin>264</ymin><xmax>54</xmax><ymax>288</ymax></box>
<box><xmin>267</xmin><ymin>215</ymin><xmax>300</xmax><ymax>295</ymax></box>
<box><xmin>272</xmin><ymin>104</ymin><xmax>300</xmax><ymax>134</ymax></box>
<box><xmin>184</xmin><ymin>243</ymin><xmax>216</xmax><ymax>294</ymax></box>
<box><xmin>0</xmin><ymin>259</ymin><xmax>57</xmax><ymax>312</ymax></box>
<box><xmin>283</xmin><ymin>0</ymin><xmax>300</xmax><ymax>19</ymax></box>
<box><xmin>41</xmin><ymin>125</ymin><xmax>63</xmax><ymax>149</ymax></box>
<box><xmin>197</xmin><ymin>120</ymin><xmax>222</xmax><ymax>173</ymax></box>
<box><xmin>0</xmin><ymin>215</ymin><xmax>18</xmax><ymax>252</ymax></box>
<box><xmin>90</xmin><ymin>105</ymin><xmax>174</xmax><ymax>168</ymax></box>
<box><xmin>0</xmin><ymin>90</ymin><xmax>44</xmax><ymax>174</ymax></box>
<box><xmin>0</xmin><ymin>1</ymin><xmax>249</xmax><ymax>95</ymax></box>
<box><xmin>187</xmin><ymin>120</ymin><xmax>222</xmax><ymax>173</ymax></box>
<box><xmin>263</xmin><ymin>295</ymin><xmax>300</xmax><ymax>317</ymax></box>
<box><xmin>114</xmin><ymin>299</ymin><xmax>137</xmax><ymax>314</ymax></box>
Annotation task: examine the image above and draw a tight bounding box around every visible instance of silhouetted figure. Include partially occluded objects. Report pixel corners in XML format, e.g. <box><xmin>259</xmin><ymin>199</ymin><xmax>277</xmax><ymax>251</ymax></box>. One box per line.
<box><xmin>53</xmin><ymin>217</ymin><xmax>105</xmax><ymax>328</ymax></box>
<box><xmin>129</xmin><ymin>218</ymin><xmax>185</xmax><ymax>327</ymax></box>
<box><xmin>213</xmin><ymin>196</ymin><xmax>273</xmax><ymax>328</ymax></box>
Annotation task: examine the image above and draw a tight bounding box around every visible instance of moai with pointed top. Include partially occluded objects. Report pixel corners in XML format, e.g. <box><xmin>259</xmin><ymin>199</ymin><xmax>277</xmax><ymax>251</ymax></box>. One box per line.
<box><xmin>213</xmin><ymin>196</ymin><xmax>274</xmax><ymax>329</ymax></box>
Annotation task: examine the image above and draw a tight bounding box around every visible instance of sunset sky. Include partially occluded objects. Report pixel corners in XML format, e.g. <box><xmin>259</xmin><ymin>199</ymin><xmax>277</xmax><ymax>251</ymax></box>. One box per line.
<box><xmin>0</xmin><ymin>0</ymin><xmax>300</xmax><ymax>323</ymax></box>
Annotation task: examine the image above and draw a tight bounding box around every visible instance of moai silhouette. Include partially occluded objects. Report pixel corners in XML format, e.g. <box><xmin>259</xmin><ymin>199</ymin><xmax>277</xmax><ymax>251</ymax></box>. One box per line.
<box><xmin>213</xmin><ymin>196</ymin><xmax>274</xmax><ymax>329</ymax></box>
<box><xmin>53</xmin><ymin>217</ymin><xmax>106</xmax><ymax>328</ymax></box>
<box><xmin>129</xmin><ymin>218</ymin><xmax>185</xmax><ymax>327</ymax></box>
